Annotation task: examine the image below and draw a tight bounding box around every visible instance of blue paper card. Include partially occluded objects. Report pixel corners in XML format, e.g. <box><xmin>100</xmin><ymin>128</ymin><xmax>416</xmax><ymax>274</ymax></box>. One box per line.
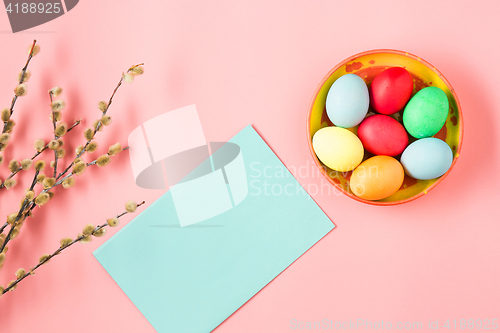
<box><xmin>94</xmin><ymin>125</ymin><xmax>334</xmax><ymax>333</ymax></box>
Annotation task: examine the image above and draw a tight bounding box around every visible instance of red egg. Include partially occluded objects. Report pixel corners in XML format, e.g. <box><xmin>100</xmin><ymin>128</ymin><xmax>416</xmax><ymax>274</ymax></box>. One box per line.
<box><xmin>358</xmin><ymin>115</ymin><xmax>409</xmax><ymax>156</ymax></box>
<box><xmin>370</xmin><ymin>67</ymin><xmax>413</xmax><ymax>115</ymax></box>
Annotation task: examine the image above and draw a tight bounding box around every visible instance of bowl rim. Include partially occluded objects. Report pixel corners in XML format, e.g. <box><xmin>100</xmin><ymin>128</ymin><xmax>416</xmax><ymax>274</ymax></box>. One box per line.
<box><xmin>306</xmin><ymin>49</ymin><xmax>464</xmax><ymax>206</ymax></box>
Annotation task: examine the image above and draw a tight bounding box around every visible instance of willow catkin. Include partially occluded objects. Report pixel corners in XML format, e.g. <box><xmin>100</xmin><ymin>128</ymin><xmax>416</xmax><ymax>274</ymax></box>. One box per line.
<box><xmin>50</xmin><ymin>99</ymin><xmax>66</xmax><ymax>112</ymax></box>
<box><xmin>10</xmin><ymin>228</ymin><xmax>20</xmax><ymax>239</ymax></box>
<box><xmin>25</xmin><ymin>190</ymin><xmax>35</xmax><ymax>201</ymax></box>
<box><xmin>96</xmin><ymin>155</ymin><xmax>111</xmax><ymax>167</ymax></box>
<box><xmin>50</xmin><ymin>87</ymin><xmax>62</xmax><ymax>96</ymax></box>
<box><xmin>7</xmin><ymin>280</ymin><xmax>17</xmax><ymax>291</ymax></box>
<box><xmin>60</xmin><ymin>237</ymin><xmax>72</xmax><ymax>247</ymax></box>
<box><xmin>92</xmin><ymin>119</ymin><xmax>104</xmax><ymax>132</ymax></box>
<box><xmin>1</xmin><ymin>108</ymin><xmax>10</xmax><ymax>122</ymax></box>
<box><xmin>34</xmin><ymin>160</ymin><xmax>46</xmax><ymax>171</ymax></box>
<box><xmin>82</xmin><ymin>224</ymin><xmax>95</xmax><ymax>236</ymax></box>
<box><xmin>21</xmin><ymin>159</ymin><xmax>33</xmax><ymax>170</ymax></box>
<box><xmin>55</xmin><ymin>123</ymin><xmax>68</xmax><ymax>137</ymax></box>
<box><xmin>8</xmin><ymin>159</ymin><xmax>19</xmax><ymax>172</ymax></box>
<box><xmin>3</xmin><ymin>179</ymin><xmax>17</xmax><ymax>190</ymax></box>
<box><xmin>34</xmin><ymin>139</ymin><xmax>45</xmax><ymax>152</ymax></box>
<box><xmin>42</xmin><ymin>177</ymin><xmax>56</xmax><ymax>190</ymax></box>
<box><xmin>36</xmin><ymin>174</ymin><xmax>46</xmax><ymax>184</ymax></box>
<box><xmin>131</xmin><ymin>66</ymin><xmax>144</xmax><ymax>76</ymax></box>
<box><xmin>84</xmin><ymin>128</ymin><xmax>94</xmax><ymax>141</ymax></box>
<box><xmin>18</xmin><ymin>70</ymin><xmax>31</xmax><ymax>83</ymax></box>
<box><xmin>107</xmin><ymin>143</ymin><xmax>122</xmax><ymax>156</ymax></box>
<box><xmin>62</xmin><ymin>176</ymin><xmax>75</xmax><ymax>189</ymax></box>
<box><xmin>0</xmin><ymin>133</ymin><xmax>11</xmax><ymax>145</ymax></box>
<box><xmin>14</xmin><ymin>84</ymin><xmax>27</xmax><ymax>97</ymax></box>
<box><xmin>34</xmin><ymin>193</ymin><xmax>50</xmax><ymax>206</ymax></box>
<box><xmin>7</xmin><ymin>213</ymin><xmax>18</xmax><ymax>225</ymax></box>
<box><xmin>98</xmin><ymin>101</ymin><xmax>107</xmax><ymax>112</ymax></box>
<box><xmin>93</xmin><ymin>228</ymin><xmax>106</xmax><ymax>237</ymax></box>
<box><xmin>28</xmin><ymin>44</ymin><xmax>40</xmax><ymax>56</ymax></box>
<box><xmin>15</xmin><ymin>268</ymin><xmax>26</xmax><ymax>279</ymax></box>
<box><xmin>74</xmin><ymin>146</ymin><xmax>83</xmax><ymax>156</ymax></box>
<box><xmin>85</xmin><ymin>141</ymin><xmax>98</xmax><ymax>153</ymax></box>
<box><xmin>72</xmin><ymin>161</ymin><xmax>87</xmax><ymax>176</ymax></box>
<box><xmin>123</xmin><ymin>73</ymin><xmax>134</xmax><ymax>83</ymax></box>
<box><xmin>38</xmin><ymin>254</ymin><xmax>50</xmax><ymax>264</ymax></box>
<box><xmin>56</xmin><ymin>148</ymin><xmax>65</xmax><ymax>159</ymax></box>
<box><xmin>50</xmin><ymin>111</ymin><xmax>62</xmax><ymax>122</ymax></box>
<box><xmin>48</xmin><ymin>140</ymin><xmax>59</xmax><ymax>150</ymax></box>
<box><xmin>5</xmin><ymin>120</ymin><xmax>15</xmax><ymax>133</ymax></box>
<box><xmin>107</xmin><ymin>217</ymin><xmax>119</xmax><ymax>227</ymax></box>
<box><xmin>101</xmin><ymin>115</ymin><xmax>112</xmax><ymax>126</ymax></box>
<box><xmin>78</xmin><ymin>233</ymin><xmax>92</xmax><ymax>244</ymax></box>
<box><xmin>125</xmin><ymin>201</ymin><xmax>137</xmax><ymax>213</ymax></box>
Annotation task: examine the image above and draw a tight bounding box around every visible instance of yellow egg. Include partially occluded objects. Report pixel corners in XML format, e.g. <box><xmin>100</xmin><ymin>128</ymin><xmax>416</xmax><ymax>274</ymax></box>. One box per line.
<box><xmin>312</xmin><ymin>126</ymin><xmax>364</xmax><ymax>172</ymax></box>
<box><xmin>349</xmin><ymin>156</ymin><xmax>404</xmax><ymax>200</ymax></box>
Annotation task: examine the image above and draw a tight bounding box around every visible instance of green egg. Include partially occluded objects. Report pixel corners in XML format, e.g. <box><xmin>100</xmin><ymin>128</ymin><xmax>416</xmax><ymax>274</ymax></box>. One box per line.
<box><xmin>403</xmin><ymin>87</ymin><xmax>449</xmax><ymax>138</ymax></box>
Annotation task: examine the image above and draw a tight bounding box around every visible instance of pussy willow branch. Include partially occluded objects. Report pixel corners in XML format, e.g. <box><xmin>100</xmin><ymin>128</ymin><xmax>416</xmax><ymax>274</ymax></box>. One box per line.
<box><xmin>0</xmin><ymin>40</ymin><xmax>37</xmax><ymax>151</ymax></box>
<box><xmin>0</xmin><ymin>147</ymin><xmax>129</xmax><ymax>253</ymax></box>
<box><xmin>0</xmin><ymin>62</ymin><xmax>142</xmax><ymax>263</ymax></box>
<box><xmin>0</xmin><ymin>118</ymin><xmax>81</xmax><ymax>229</ymax></box>
<box><xmin>0</xmin><ymin>120</ymin><xmax>80</xmax><ymax>191</ymax></box>
<box><xmin>0</xmin><ymin>168</ymin><xmax>39</xmax><ymax>235</ymax></box>
<box><xmin>0</xmin><ymin>169</ymin><xmax>39</xmax><ymax>254</ymax></box>
<box><xmin>56</xmin><ymin>63</ymin><xmax>144</xmax><ymax>181</ymax></box>
<box><xmin>49</xmin><ymin>92</ymin><xmax>58</xmax><ymax>177</ymax></box>
<box><xmin>1</xmin><ymin>201</ymin><xmax>145</xmax><ymax>295</ymax></box>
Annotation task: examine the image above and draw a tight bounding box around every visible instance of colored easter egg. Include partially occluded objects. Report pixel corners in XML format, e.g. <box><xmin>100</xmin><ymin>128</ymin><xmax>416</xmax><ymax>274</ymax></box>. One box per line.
<box><xmin>326</xmin><ymin>74</ymin><xmax>369</xmax><ymax>128</ymax></box>
<box><xmin>401</xmin><ymin>138</ymin><xmax>453</xmax><ymax>180</ymax></box>
<box><xmin>370</xmin><ymin>67</ymin><xmax>413</xmax><ymax>115</ymax></box>
<box><xmin>312</xmin><ymin>126</ymin><xmax>364</xmax><ymax>172</ymax></box>
<box><xmin>349</xmin><ymin>156</ymin><xmax>404</xmax><ymax>200</ymax></box>
<box><xmin>358</xmin><ymin>114</ymin><xmax>409</xmax><ymax>156</ymax></box>
<box><xmin>403</xmin><ymin>86</ymin><xmax>449</xmax><ymax>138</ymax></box>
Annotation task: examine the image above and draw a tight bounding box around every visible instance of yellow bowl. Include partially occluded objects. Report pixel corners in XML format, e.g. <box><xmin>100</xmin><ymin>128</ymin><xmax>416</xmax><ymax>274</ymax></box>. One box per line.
<box><xmin>307</xmin><ymin>49</ymin><xmax>463</xmax><ymax>205</ymax></box>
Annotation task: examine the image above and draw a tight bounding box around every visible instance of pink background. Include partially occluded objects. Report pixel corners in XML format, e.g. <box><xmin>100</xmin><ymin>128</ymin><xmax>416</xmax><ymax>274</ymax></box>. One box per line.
<box><xmin>0</xmin><ymin>1</ymin><xmax>499</xmax><ymax>332</ymax></box>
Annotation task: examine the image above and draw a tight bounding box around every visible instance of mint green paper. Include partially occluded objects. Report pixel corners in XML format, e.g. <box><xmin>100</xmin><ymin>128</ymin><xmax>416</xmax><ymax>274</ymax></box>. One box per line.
<box><xmin>93</xmin><ymin>125</ymin><xmax>334</xmax><ymax>333</ymax></box>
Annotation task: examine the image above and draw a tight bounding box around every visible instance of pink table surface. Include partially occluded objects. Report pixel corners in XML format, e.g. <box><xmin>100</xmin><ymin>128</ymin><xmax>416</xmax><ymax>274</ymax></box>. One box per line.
<box><xmin>0</xmin><ymin>1</ymin><xmax>499</xmax><ymax>332</ymax></box>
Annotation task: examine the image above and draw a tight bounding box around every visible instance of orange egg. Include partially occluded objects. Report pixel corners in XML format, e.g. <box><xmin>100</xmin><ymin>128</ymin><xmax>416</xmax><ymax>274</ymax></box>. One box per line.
<box><xmin>349</xmin><ymin>156</ymin><xmax>404</xmax><ymax>200</ymax></box>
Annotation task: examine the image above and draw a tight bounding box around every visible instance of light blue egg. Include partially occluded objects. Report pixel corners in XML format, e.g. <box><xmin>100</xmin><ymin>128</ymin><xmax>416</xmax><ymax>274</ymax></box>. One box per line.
<box><xmin>326</xmin><ymin>74</ymin><xmax>369</xmax><ymax>128</ymax></box>
<box><xmin>401</xmin><ymin>138</ymin><xmax>453</xmax><ymax>180</ymax></box>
